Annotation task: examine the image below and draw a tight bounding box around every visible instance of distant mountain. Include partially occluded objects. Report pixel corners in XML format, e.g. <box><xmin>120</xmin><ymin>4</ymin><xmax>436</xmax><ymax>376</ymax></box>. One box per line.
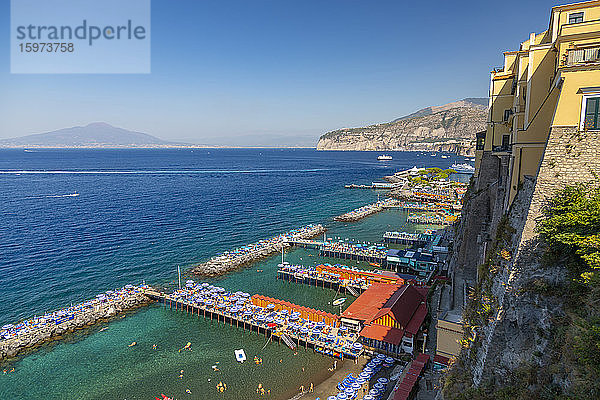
<box><xmin>317</xmin><ymin>98</ymin><xmax>488</xmax><ymax>155</ymax></box>
<box><xmin>0</xmin><ymin>122</ymin><xmax>183</xmax><ymax>148</ymax></box>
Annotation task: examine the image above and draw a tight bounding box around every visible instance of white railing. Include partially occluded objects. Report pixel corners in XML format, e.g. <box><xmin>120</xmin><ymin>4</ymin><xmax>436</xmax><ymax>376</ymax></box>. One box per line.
<box><xmin>566</xmin><ymin>47</ymin><xmax>600</xmax><ymax>65</ymax></box>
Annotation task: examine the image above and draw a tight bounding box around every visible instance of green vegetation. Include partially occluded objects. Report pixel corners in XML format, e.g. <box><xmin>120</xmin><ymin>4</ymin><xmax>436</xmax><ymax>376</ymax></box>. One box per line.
<box><xmin>443</xmin><ymin>184</ymin><xmax>600</xmax><ymax>399</ymax></box>
<box><xmin>409</xmin><ymin>168</ymin><xmax>457</xmax><ymax>185</ymax></box>
<box><xmin>536</xmin><ymin>184</ymin><xmax>600</xmax><ymax>398</ymax></box>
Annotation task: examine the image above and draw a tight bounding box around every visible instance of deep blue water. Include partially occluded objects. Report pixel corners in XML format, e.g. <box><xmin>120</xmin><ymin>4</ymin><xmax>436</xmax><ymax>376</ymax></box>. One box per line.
<box><xmin>0</xmin><ymin>148</ymin><xmax>467</xmax><ymax>399</ymax></box>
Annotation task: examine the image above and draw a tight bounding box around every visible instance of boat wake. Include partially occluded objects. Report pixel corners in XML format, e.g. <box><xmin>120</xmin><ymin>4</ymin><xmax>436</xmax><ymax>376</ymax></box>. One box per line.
<box><xmin>24</xmin><ymin>193</ymin><xmax>80</xmax><ymax>199</ymax></box>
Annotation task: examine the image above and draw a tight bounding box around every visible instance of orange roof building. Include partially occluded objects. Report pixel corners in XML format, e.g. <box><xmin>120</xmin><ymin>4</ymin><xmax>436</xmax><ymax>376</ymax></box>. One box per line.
<box><xmin>341</xmin><ymin>283</ymin><xmax>428</xmax><ymax>356</ymax></box>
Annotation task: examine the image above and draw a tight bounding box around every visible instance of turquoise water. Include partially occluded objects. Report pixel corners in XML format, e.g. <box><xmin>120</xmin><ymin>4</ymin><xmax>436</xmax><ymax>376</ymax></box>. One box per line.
<box><xmin>0</xmin><ymin>149</ymin><xmax>467</xmax><ymax>399</ymax></box>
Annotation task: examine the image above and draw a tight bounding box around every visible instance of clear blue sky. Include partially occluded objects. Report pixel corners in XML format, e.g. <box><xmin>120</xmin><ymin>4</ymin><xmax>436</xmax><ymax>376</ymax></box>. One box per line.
<box><xmin>0</xmin><ymin>0</ymin><xmax>561</xmax><ymax>143</ymax></box>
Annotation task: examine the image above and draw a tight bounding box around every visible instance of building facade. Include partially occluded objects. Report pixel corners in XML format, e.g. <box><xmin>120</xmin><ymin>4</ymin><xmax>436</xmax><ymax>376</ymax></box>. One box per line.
<box><xmin>470</xmin><ymin>0</ymin><xmax>600</xmax><ymax>272</ymax></box>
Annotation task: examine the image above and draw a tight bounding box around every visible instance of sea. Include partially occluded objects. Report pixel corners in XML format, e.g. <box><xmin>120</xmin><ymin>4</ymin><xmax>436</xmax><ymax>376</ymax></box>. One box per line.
<box><xmin>0</xmin><ymin>148</ymin><xmax>468</xmax><ymax>400</ymax></box>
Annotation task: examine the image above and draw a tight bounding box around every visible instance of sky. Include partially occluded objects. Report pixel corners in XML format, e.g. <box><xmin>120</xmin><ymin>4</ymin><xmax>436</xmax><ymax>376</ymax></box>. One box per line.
<box><xmin>0</xmin><ymin>0</ymin><xmax>563</xmax><ymax>144</ymax></box>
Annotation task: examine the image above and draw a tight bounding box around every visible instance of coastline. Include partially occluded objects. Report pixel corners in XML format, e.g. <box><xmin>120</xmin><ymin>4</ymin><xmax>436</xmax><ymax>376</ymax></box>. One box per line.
<box><xmin>285</xmin><ymin>357</ymin><xmax>368</xmax><ymax>400</ymax></box>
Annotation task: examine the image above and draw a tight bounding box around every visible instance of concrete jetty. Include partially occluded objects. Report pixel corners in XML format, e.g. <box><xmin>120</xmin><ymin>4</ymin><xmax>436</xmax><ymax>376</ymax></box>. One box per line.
<box><xmin>334</xmin><ymin>199</ymin><xmax>400</xmax><ymax>222</ymax></box>
<box><xmin>0</xmin><ymin>285</ymin><xmax>152</xmax><ymax>361</ymax></box>
<box><xmin>191</xmin><ymin>224</ymin><xmax>326</xmax><ymax>276</ymax></box>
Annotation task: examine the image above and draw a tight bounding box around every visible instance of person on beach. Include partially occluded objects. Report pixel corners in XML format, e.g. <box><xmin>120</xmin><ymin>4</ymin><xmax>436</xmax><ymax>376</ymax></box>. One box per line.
<box><xmin>309</xmin><ymin>382</ymin><xmax>314</xmax><ymax>392</ymax></box>
<box><xmin>299</xmin><ymin>385</ymin><xmax>305</xmax><ymax>393</ymax></box>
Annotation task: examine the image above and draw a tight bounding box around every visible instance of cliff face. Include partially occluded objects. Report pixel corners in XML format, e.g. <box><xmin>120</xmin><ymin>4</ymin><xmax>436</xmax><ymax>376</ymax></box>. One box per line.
<box><xmin>316</xmin><ymin>99</ymin><xmax>487</xmax><ymax>155</ymax></box>
<box><xmin>443</xmin><ymin>127</ymin><xmax>600</xmax><ymax>398</ymax></box>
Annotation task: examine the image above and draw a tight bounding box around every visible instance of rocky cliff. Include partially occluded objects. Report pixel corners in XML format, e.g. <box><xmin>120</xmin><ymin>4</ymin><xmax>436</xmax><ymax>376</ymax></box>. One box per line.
<box><xmin>316</xmin><ymin>98</ymin><xmax>487</xmax><ymax>155</ymax></box>
<box><xmin>441</xmin><ymin>127</ymin><xmax>600</xmax><ymax>399</ymax></box>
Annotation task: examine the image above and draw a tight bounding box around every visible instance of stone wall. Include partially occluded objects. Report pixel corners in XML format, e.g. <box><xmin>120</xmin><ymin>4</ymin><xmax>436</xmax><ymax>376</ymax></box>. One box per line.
<box><xmin>520</xmin><ymin>126</ymin><xmax>600</xmax><ymax>244</ymax></box>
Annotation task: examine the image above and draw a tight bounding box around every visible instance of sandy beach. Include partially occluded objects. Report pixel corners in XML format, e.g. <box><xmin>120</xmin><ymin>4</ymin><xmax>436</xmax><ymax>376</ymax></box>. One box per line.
<box><xmin>287</xmin><ymin>357</ymin><xmax>368</xmax><ymax>400</ymax></box>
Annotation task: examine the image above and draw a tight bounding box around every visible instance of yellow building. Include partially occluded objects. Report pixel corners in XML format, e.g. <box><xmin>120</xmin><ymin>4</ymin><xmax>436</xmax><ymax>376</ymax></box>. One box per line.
<box><xmin>436</xmin><ymin>310</ymin><xmax>464</xmax><ymax>361</ymax></box>
<box><xmin>475</xmin><ymin>0</ymin><xmax>600</xmax><ymax>206</ymax></box>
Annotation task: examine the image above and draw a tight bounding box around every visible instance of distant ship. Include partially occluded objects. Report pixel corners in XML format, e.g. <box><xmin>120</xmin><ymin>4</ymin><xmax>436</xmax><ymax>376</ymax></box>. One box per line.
<box><xmin>377</xmin><ymin>155</ymin><xmax>392</xmax><ymax>161</ymax></box>
<box><xmin>451</xmin><ymin>163</ymin><xmax>475</xmax><ymax>173</ymax></box>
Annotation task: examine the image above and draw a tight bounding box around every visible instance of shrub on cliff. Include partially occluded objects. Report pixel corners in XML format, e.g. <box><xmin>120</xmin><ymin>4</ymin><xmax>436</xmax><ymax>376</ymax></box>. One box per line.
<box><xmin>537</xmin><ymin>183</ymin><xmax>600</xmax><ymax>398</ymax></box>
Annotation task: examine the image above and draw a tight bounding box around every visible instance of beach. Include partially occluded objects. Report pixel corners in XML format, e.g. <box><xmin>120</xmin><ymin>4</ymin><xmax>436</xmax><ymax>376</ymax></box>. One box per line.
<box><xmin>288</xmin><ymin>357</ymin><xmax>368</xmax><ymax>400</ymax></box>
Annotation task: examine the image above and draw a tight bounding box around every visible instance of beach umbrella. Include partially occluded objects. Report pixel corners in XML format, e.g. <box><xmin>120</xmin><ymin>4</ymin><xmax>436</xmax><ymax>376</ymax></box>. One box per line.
<box><xmin>377</xmin><ymin>377</ymin><xmax>389</xmax><ymax>386</ymax></box>
<box><xmin>368</xmin><ymin>388</ymin><xmax>380</xmax><ymax>397</ymax></box>
<box><xmin>327</xmin><ymin>397</ymin><xmax>337</xmax><ymax>400</ymax></box>
<box><xmin>363</xmin><ymin>396</ymin><xmax>374</xmax><ymax>400</ymax></box>
<box><xmin>385</xmin><ymin>357</ymin><xmax>395</xmax><ymax>365</ymax></box>
<box><xmin>125</xmin><ymin>284</ymin><xmax>133</xmax><ymax>290</ymax></box>
<box><xmin>336</xmin><ymin>393</ymin><xmax>348</xmax><ymax>400</ymax></box>
<box><xmin>373</xmin><ymin>382</ymin><xmax>385</xmax><ymax>391</ymax></box>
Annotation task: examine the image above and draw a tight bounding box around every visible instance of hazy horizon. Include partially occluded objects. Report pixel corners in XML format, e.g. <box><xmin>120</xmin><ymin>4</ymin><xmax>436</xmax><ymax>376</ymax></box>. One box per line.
<box><xmin>0</xmin><ymin>0</ymin><xmax>558</xmax><ymax>144</ymax></box>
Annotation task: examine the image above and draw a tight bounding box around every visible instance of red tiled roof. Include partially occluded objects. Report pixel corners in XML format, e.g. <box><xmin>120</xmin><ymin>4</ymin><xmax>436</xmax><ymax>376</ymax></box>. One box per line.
<box><xmin>341</xmin><ymin>283</ymin><xmax>401</xmax><ymax>322</ymax></box>
<box><xmin>369</xmin><ymin>285</ymin><xmax>427</xmax><ymax>330</ymax></box>
<box><xmin>405</xmin><ymin>303</ymin><xmax>427</xmax><ymax>335</ymax></box>
<box><xmin>359</xmin><ymin>324</ymin><xmax>405</xmax><ymax>345</ymax></box>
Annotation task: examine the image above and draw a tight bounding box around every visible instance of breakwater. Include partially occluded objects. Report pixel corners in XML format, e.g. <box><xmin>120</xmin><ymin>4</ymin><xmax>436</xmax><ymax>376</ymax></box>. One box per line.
<box><xmin>334</xmin><ymin>198</ymin><xmax>400</xmax><ymax>222</ymax></box>
<box><xmin>191</xmin><ymin>224</ymin><xmax>326</xmax><ymax>276</ymax></box>
<box><xmin>0</xmin><ymin>285</ymin><xmax>152</xmax><ymax>362</ymax></box>
<box><xmin>146</xmin><ymin>281</ymin><xmax>364</xmax><ymax>360</ymax></box>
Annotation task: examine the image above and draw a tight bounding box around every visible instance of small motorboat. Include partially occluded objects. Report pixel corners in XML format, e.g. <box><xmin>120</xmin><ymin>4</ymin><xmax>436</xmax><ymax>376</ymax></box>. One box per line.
<box><xmin>235</xmin><ymin>349</ymin><xmax>247</xmax><ymax>363</ymax></box>
<box><xmin>333</xmin><ymin>298</ymin><xmax>347</xmax><ymax>306</ymax></box>
<box><xmin>377</xmin><ymin>155</ymin><xmax>392</xmax><ymax>161</ymax></box>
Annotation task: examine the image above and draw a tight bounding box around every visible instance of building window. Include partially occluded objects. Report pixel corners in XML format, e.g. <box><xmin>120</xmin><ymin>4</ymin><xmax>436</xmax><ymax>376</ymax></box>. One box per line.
<box><xmin>568</xmin><ymin>12</ymin><xmax>584</xmax><ymax>24</ymax></box>
<box><xmin>584</xmin><ymin>96</ymin><xmax>600</xmax><ymax>130</ymax></box>
<box><xmin>503</xmin><ymin>109</ymin><xmax>513</xmax><ymax>122</ymax></box>
<box><xmin>501</xmin><ymin>135</ymin><xmax>510</xmax><ymax>150</ymax></box>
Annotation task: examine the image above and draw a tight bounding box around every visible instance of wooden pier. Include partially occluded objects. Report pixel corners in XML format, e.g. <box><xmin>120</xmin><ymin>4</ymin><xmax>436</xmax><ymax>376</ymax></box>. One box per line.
<box><xmin>276</xmin><ymin>267</ymin><xmax>365</xmax><ymax>296</ymax></box>
<box><xmin>277</xmin><ymin>264</ymin><xmax>405</xmax><ymax>297</ymax></box>
<box><xmin>285</xmin><ymin>239</ymin><xmax>388</xmax><ymax>266</ymax></box>
<box><xmin>382</xmin><ymin>232</ymin><xmax>433</xmax><ymax>246</ymax></box>
<box><xmin>145</xmin><ymin>290</ymin><xmax>363</xmax><ymax>360</ymax></box>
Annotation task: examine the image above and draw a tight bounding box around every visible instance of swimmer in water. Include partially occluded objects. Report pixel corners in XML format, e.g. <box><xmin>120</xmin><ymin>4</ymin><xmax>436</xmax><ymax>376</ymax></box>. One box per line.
<box><xmin>128</xmin><ymin>341</ymin><xmax>137</xmax><ymax>347</ymax></box>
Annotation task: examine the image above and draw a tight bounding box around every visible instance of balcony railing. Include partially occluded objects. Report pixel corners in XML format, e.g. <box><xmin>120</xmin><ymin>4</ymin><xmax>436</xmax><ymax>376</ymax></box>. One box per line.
<box><xmin>492</xmin><ymin>144</ymin><xmax>511</xmax><ymax>153</ymax></box>
<box><xmin>565</xmin><ymin>47</ymin><xmax>600</xmax><ymax>66</ymax></box>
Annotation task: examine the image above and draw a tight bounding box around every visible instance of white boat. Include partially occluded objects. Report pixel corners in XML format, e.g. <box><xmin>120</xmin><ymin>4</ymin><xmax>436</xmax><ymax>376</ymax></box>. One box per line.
<box><xmin>377</xmin><ymin>155</ymin><xmax>392</xmax><ymax>161</ymax></box>
<box><xmin>451</xmin><ymin>163</ymin><xmax>475</xmax><ymax>173</ymax></box>
<box><xmin>441</xmin><ymin>155</ymin><xmax>449</xmax><ymax>159</ymax></box>
<box><xmin>333</xmin><ymin>298</ymin><xmax>346</xmax><ymax>306</ymax></box>
<box><xmin>234</xmin><ymin>349</ymin><xmax>246</xmax><ymax>363</ymax></box>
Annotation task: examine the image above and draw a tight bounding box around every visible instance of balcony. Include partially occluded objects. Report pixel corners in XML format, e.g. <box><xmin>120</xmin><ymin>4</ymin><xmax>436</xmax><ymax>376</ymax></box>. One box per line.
<box><xmin>492</xmin><ymin>145</ymin><xmax>511</xmax><ymax>153</ymax></box>
<box><xmin>560</xmin><ymin>19</ymin><xmax>600</xmax><ymax>40</ymax></box>
<box><xmin>564</xmin><ymin>46</ymin><xmax>600</xmax><ymax>67</ymax></box>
